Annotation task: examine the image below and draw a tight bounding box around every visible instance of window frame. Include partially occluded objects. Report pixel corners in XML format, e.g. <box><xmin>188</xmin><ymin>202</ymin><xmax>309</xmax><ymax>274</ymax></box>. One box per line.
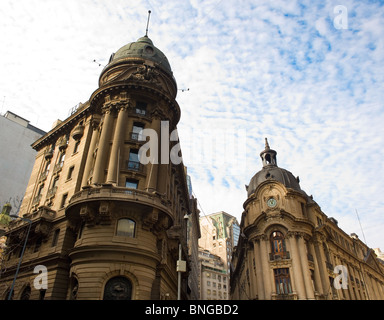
<box><xmin>116</xmin><ymin>218</ymin><xmax>136</xmax><ymax>238</ymax></box>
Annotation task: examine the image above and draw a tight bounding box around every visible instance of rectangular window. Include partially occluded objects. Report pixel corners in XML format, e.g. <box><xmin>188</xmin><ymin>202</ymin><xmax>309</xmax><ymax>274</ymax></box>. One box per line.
<box><xmin>34</xmin><ymin>238</ymin><xmax>43</xmax><ymax>253</ymax></box>
<box><xmin>73</xmin><ymin>140</ymin><xmax>80</xmax><ymax>154</ymax></box>
<box><xmin>125</xmin><ymin>179</ymin><xmax>138</xmax><ymax>189</ymax></box>
<box><xmin>52</xmin><ymin>229</ymin><xmax>60</xmax><ymax>247</ymax></box>
<box><xmin>67</xmin><ymin>166</ymin><xmax>74</xmax><ymax>180</ymax></box>
<box><xmin>131</xmin><ymin>123</ymin><xmax>144</xmax><ymax>141</ymax></box>
<box><xmin>60</xmin><ymin>193</ymin><xmax>68</xmax><ymax>208</ymax></box>
<box><xmin>135</xmin><ymin>101</ymin><xmax>147</xmax><ymax>115</ymax></box>
<box><xmin>274</xmin><ymin>268</ymin><xmax>292</xmax><ymax>295</ymax></box>
<box><xmin>128</xmin><ymin>150</ymin><xmax>140</xmax><ymax>171</ymax></box>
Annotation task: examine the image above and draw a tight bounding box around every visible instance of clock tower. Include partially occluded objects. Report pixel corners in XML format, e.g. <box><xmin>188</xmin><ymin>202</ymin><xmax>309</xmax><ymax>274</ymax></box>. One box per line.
<box><xmin>230</xmin><ymin>139</ymin><xmax>384</xmax><ymax>300</ymax></box>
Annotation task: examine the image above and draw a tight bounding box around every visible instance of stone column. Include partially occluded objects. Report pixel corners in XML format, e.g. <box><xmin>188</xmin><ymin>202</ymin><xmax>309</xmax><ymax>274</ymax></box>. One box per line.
<box><xmin>93</xmin><ymin>105</ymin><xmax>114</xmax><ymax>184</ymax></box>
<box><xmin>288</xmin><ymin>233</ymin><xmax>306</xmax><ymax>299</ymax></box>
<box><xmin>81</xmin><ymin>118</ymin><xmax>100</xmax><ymax>188</ymax></box>
<box><xmin>107</xmin><ymin>104</ymin><xmax>128</xmax><ymax>184</ymax></box>
<box><xmin>313</xmin><ymin>238</ymin><xmax>330</xmax><ymax>298</ymax></box>
<box><xmin>145</xmin><ymin>117</ymin><xmax>161</xmax><ymax>192</ymax></box>
<box><xmin>259</xmin><ymin>235</ymin><xmax>272</xmax><ymax>299</ymax></box>
<box><xmin>253</xmin><ymin>238</ymin><xmax>264</xmax><ymax>299</ymax></box>
<box><xmin>297</xmin><ymin>235</ymin><xmax>315</xmax><ymax>299</ymax></box>
<box><xmin>247</xmin><ymin>243</ymin><xmax>257</xmax><ymax>299</ymax></box>
<box><xmin>308</xmin><ymin>240</ymin><xmax>324</xmax><ymax>297</ymax></box>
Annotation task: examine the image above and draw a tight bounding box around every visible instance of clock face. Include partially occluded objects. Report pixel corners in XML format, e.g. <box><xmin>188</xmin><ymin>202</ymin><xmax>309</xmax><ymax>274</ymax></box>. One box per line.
<box><xmin>267</xmin><ymin>198</ymin><xmax>277</xmax><ymax>208</ymax></box>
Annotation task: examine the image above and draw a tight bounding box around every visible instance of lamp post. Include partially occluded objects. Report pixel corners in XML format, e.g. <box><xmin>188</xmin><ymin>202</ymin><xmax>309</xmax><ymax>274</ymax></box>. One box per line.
<box><xmin>8</xmin><ymin>215</ymin><xmax>32</xmax><ymax>300</ymax></box>
<box><xmin>176</xmin><ymin>214</ymin><xmax>189</xmax><ymax>300</ymax></box>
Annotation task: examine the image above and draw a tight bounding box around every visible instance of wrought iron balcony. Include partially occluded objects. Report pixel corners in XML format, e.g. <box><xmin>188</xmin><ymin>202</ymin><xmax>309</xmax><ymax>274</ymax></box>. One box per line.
<box><xmin>269</xmin><ymin>251</ymin><xmax>290</xmax><ymax>261</ymax></box>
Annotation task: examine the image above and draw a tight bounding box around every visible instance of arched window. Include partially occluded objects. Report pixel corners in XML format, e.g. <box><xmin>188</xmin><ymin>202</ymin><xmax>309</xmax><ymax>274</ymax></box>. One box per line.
<box><xmin>270</xmin><ymin>231</ymin><xmax>287</xmax><ymax>259</ymax></box>
<box><xmin>20</xmin><ymin>285</ymin><xmax>31</xmax><ymax>300</ymax></box>
<box><xmin>103</xmin><ymin>276</ymin><xmax>132</xmax><ymax>300</ymax></box>
<box><xmin>116</xmin><ymin>219</ymin><xmax>135</xmax><ymax>237</ymax></box>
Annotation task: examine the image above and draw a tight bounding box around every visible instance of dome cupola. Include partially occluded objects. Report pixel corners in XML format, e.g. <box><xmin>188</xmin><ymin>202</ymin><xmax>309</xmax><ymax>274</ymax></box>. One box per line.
<box><xmin>247</xmin><ymin>138</ymin><xmax>302</xmax><ymax>197</ymax></box>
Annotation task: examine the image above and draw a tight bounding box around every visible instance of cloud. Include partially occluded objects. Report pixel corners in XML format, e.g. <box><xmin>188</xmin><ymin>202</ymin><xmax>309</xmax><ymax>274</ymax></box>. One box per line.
<box><xmin>1</xmin><ymin>0</ymin><xmax>384</xmax><ymax>250</ymax></box>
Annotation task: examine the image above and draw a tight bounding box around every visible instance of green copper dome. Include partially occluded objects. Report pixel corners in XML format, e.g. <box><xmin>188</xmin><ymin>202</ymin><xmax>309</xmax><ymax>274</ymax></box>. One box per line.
<box><xmin>111</xmin><ymin>35</ymin><xmax>172</xmax><ymax>74</ymax></box>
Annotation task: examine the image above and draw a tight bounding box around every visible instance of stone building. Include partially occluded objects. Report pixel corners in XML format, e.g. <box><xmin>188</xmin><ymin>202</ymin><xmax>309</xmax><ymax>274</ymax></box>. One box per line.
<box><xmin>199</xmin><ymin>249</ymin><xmax>228</xmax><ymax>300</ymax></box>
<box><xmin>230</xmin><ymin>139</ymin><xmax>384</xmax><ymax>300</ymax></box>
<box><xmin>0</xmin><ymin>35</ymin><xmax>199</xmax><ymax>300</ymax></box>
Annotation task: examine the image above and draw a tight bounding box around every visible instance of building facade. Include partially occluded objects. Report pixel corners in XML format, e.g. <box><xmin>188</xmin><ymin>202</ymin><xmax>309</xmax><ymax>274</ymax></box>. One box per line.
<box><xmin>199</xmin><ymin>211</ymin><xmax>240</xmax><ymax>299</ymax></box>
<box><xmin>230</xmin><ymin>139</ymin><xmax>384</xmax><ymax>300</ymax></box>
<box><xmin>0</xmin><ymin>111</ymin><xmax>45</xmax><ymax>215</ymax></box>
<box><xmin>199</xmin><ymin>249</ymin><xmax>228</xmax><ymax>300</ymax></box>
<box><xmin>0</xmin><ymin>35</ymin><xmax>199</xmax><ymax>300</ymax></box>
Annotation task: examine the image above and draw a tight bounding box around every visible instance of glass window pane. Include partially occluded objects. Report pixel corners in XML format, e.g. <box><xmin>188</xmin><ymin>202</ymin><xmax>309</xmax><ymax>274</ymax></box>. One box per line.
<box><xmin>116</xmin><ymin>219</ymin><xmax>135</xmax><ymax>237</ymax></box>
<box><xmin>125</xmin><ymin>179</ymin><xmax>138</xmax><ymax>189</ymax></box>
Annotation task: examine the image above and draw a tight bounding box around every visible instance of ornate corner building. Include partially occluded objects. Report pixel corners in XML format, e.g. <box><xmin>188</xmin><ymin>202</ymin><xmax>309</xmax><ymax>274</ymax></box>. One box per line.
<box><xmin>230</xmin><ymin>139</ymin><xmax>384</xmax><ymax>300</ymax></box>
<box><xmin>0</xmin><ymin>35</ymin><xmax>200</xmax><ymax>300</ymax></box>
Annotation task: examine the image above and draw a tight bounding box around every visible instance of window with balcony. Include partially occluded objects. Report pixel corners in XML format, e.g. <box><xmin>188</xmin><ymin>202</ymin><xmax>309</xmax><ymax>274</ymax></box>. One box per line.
<box><xmin>131</xmin><ymin>123</ymin><xmax>144</xmax><ymax>141</ymax></box>
<box><xmin>270</xmin><ymin>231</ymin><xmax>289</xmax><ymax>260</ymax></box>
<box><xmin>127</xmin><ymin>149</ymin><xmax>140</xmax><ymax>171</ymax></box>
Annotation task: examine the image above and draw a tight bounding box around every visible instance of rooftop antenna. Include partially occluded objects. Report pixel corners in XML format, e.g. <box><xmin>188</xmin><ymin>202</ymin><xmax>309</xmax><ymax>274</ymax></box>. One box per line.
<box><xmin>145</xmin><ymin>10</ymin><xmax>151</xmax><ymax>37</ymax></box>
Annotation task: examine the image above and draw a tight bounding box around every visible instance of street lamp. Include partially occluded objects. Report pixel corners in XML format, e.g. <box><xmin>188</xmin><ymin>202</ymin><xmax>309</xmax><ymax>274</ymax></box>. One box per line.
<box><xmin>8</xmin><ymin>215</ymin><xmax>32</xmax><ymax>300</ymax></box>
<box><xmin>176</xmin><ymin>214</ymin><xmax>189</xmax><ymax>300</ymax></box>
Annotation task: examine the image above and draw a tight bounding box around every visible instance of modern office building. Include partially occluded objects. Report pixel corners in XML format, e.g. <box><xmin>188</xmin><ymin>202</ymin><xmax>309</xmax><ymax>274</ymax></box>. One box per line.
<box><xmin>0</xmin><ymin>111</ymin><xmax>46</xmax><ymax>215</ymax></box>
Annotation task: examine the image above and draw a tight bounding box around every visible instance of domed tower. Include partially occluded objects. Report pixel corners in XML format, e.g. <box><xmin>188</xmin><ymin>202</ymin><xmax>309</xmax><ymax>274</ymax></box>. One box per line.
<box><xmin>231</xmin><ymin>140</ymin><xmax>384</xmax><ymax>300</ymax></box>
<box><xmin>62</xmin><ymin>35</ymin><xmax>191</xmax><ymax>300</ymax></box>
<box><xmin>231</xmin><ymin>139</ymin><xmax>318</xmax><ymax>300</ymax></box>
<box><xmin>0</xmin><ymin>33</ymin><xmax>194</xmax><ymax>300</ymax></box>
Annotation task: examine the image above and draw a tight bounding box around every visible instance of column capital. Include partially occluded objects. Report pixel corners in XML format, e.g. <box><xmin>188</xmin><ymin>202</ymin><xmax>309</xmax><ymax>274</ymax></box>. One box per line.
<box><xmin>101</xmin><ymin>104</ymin><xmax>113</xmax><ymax>114</ymax></box>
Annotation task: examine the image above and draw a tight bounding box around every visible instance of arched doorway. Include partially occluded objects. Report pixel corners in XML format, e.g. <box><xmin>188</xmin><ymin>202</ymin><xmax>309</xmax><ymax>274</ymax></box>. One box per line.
<box><xmin>103</xmin><ymin>276</ymin><xmax>132</xmax><ymax>300</ymax></box>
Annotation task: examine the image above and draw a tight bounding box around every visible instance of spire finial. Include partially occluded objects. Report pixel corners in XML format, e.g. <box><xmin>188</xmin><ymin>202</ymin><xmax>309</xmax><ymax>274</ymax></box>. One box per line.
<box><xmin>265</xmin><ymin>137</ymin><xmax>270</xmax><ymax>150</ymax></box>
<box><xmin>145</xmin><ymin>10</ymin><xmax>151</xmax><ymax>37</ymax></box>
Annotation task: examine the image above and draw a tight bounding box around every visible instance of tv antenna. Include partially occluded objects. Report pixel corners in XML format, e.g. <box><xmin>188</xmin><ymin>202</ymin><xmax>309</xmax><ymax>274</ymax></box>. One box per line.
<box><xmin>145</xmin><ymin>10</ymin><xmax>151</xmax><ymax>37</ymax></box>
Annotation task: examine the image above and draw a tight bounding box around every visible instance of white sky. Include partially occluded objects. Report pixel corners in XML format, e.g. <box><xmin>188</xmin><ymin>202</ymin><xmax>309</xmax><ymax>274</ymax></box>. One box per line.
<box><xmin>1</xmin><ymin>0</ymin><xmax>383</xmax><ymax>250</ymax></box>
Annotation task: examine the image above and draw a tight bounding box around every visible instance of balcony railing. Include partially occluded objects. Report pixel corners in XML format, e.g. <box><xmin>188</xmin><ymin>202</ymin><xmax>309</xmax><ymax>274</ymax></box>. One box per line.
<box><xmin>269</xmin><ymin>251</ymin><xmax>290</xmax><ymax>261</ymax></box>
<box><xmin>130</xmin><ymin>132</ymin><xmax>145</xmax><ymax>142</ymax></box>
<box><xmin>125</xmin><ymin>160</ymin><xmax>144</xmax><ymax>172</ymax></box>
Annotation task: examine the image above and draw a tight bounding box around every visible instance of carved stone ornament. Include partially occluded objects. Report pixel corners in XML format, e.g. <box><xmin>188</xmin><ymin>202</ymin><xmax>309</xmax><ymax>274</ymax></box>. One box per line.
<box><xmin>80</xmin><ymin>205</ymin><xmax>96</xmax><ymax>225</ymax></box>
<box><xmin>34</xmin><ymin>222</ymin><xmax>51</xmax><ymax>238</ymax></box>
<box><xmin>103</xmin><ymin>277</ymin><xmax>132</xmax><ymax>300</ymax></box>
<box><xmin>99</xmin><ymin>201</ymin><xmax>112</xmax><ymax>225</ymax></box>
<box><xmin>143</xmin><ymin>208</ymin><xmax>159</xmax><ymax>230</ymax></box>
<box><xmin>128</xmin><ymin>65</ymin><xmax>162</xmax><ymax>87</ymax></box>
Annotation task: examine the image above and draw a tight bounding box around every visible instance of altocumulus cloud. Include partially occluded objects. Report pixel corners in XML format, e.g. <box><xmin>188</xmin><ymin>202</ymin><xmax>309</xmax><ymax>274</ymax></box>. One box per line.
<box><xmin>0</xmin><ymin>0</ymin><xmax>383</xmax><ymax>249</ymax></box>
